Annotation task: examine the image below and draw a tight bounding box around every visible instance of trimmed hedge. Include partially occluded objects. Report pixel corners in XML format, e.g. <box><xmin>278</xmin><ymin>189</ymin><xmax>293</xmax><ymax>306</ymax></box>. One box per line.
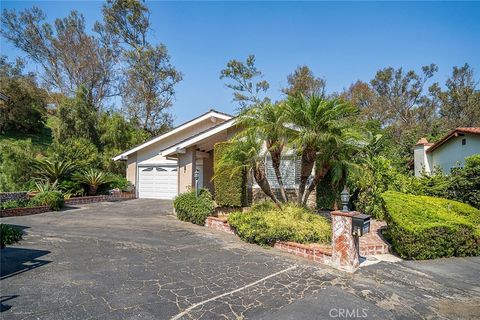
<box><xmin>228</xmin><ymin>201</ymin><xmax>331</xmax><ymax>245</ymax></box>
<box><xmin>0</xmin><ymin>224</ymin><xmax>22</xmax><ymax>249</ymax></box>
<box><xmin>213</xmin><ymin>142</ymin><xmax>246</xmax><ymax>207</ymax></box>
<box><xmin>31</xmin><ymin>191</ymin><xmax>64</xmax><ymax>211</ymax></box>
<box><xmin>382</xmin><ymin>191</ymin><xmax>480</xmax><ymax>260</ymax></box>
<box><xmin>174</xmin><ymin>189</ymin><xmax>215</xmax><ymax>225</ymax></box>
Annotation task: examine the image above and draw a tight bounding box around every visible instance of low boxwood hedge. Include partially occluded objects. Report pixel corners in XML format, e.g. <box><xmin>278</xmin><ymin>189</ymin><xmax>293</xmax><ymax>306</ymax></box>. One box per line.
<box><xmin>382</xmin><ymin>191</ymin><xmax>480</xmax><ymax>260</ymax></box>
<box><xmin>228</xmin><ymin>201</ymin><xmax>332</xmax><ymax>246</ymax></box>
<box><xmin>173</xmin><ymin>189</ymin><xmax>215</xmax><ymax>225</ymax></box>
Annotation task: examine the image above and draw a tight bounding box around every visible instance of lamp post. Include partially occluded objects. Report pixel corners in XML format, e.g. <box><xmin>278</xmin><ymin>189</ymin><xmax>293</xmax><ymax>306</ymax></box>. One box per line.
<box><xmin>194</xmin><ymin>169</ymin><xmax>200</xmax><ymax>198</ymax></box>
<box><xmin>341</xmin><ymin>186</ymin><xmax>350</xmax><ymax>212</ymax></box>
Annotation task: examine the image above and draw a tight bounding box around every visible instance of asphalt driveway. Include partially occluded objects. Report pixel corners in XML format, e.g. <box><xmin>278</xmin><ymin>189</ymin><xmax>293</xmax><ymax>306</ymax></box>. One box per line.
<box><xmin>1</xmin><ymin>199</ymin><xmax>479</xmax><ymax>319</ymax></box>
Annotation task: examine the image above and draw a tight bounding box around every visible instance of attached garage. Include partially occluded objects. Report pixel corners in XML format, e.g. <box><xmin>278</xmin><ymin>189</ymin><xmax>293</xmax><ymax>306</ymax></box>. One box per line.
<box><xmin>137</xmin><ymin>165</ymin><xmax>177</xmax><ymax>199</ymax></box>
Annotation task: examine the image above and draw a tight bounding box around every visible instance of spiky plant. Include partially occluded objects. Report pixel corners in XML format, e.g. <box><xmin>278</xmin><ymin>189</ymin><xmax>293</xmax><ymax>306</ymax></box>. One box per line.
<box><xmin>73</xmin><ymin>169</ymin><xmax>113</xmax><ymax>196</ymax></box>
<box><xmin>32</xmin><ymin>180</ymin><xmax>59</xmax><ymax>193</ymax></box>
<box><xmin>32</xmin><ymin>159</ymin><xmax>76</xmax><ymax>183</ymax></box>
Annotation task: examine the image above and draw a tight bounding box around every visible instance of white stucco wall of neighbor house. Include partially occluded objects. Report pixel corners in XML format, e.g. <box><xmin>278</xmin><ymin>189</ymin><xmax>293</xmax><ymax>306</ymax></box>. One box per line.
<box><xmin>431</xmin><ymin>133</ymin><xmax>480</xmax><ymax>173</ymax></box>
<box><xmin>413</xmin><ymin>145</ymin><xmax>432</xmax><ymax>176</ymax></box>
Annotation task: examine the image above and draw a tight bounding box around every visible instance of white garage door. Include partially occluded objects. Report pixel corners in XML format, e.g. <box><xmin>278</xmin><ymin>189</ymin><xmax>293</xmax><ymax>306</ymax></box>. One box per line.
<box><xmin>138</xmin><ymin>166</ymin><xmax>177</xmax><ymax>199</ymax></box>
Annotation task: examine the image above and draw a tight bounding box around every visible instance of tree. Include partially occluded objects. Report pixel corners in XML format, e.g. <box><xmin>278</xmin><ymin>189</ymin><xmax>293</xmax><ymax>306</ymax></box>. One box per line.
<box><xmin>220</xmin><ymin>55</ymin><xmax>270</xmax><ymax>110</ymax></box>
<box><xmin>431</xmin><ymin>64</ymin><xmax>480</xmax><ymax>129</ymax></box>
<box><xmin>101</xmin><ymin>0</ymin><xmax>182</xmax><ymax>135</ymax></box>
<box><xmin>1</xmin><ymin>7</ymin><xmax>118</xmax><ymax>109</ymax></box>
<box><xmin>370</xmin><ymin>64</ymin><xmax>438</xmax><ymax>133</ymax></box>
<box><xmin>0</xmin><ymin>56</ymin><xmax>47</xmax><ymax>133</ymax></box>
<box><xmin>0</xmin><ymin>140</ymin><xmax>37</xmax><ymax>191</ymax></box>
<box><xmin>236</xmin><ymin>103</ymin><xmax>291</xmax><ymax>202</ymax></box>
<box><xmin>283</xmin><ymin>95</ymin><xmax>359</xmax><ymax>205</ymax></box>
<box><xmin>56</xmin><ymin>86</ymin><xmax>100</xmax><ymax>146</ymax></box>
<box><xmin>282</xmin><ymin>65</ymin><xmax>326</xmax><ymax>98</ymax></box>
<box><xmin>121</xmin><ymin>44</ymin><xmax>181</xmax><ymax>135</ymax></box>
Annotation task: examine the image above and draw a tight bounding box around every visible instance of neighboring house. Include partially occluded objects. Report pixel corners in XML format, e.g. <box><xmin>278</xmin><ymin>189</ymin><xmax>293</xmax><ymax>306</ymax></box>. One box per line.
<box><xmin>413</xmin><ymin>127</ymin><xmax>480</xmax><ymax>177</ymax></box>
<box><xmin>114</xmin><ymin>109</ymin><xmax>311</xmax><ymax>203</ymax></box>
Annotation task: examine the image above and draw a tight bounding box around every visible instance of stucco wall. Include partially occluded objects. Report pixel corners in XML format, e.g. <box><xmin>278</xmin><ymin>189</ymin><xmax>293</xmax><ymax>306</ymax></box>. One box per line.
<box><xmin>413</xmin><ymin>145</ymin><xmax>432</xmax><ymax>177</ymax></box>
<box><xmin>431</xmin><ymin>133</ymin><xmax>480</xmax><ymax>173</ymax></box>
<box><xmin>126</xmin><ymin>153</ymin><xmax>137</xmax><ymax>187</ymax></box>
<box><xmin>178</xmin><ymin>146</ymin><xmax>196</xmax><ymax>193</ymax></box>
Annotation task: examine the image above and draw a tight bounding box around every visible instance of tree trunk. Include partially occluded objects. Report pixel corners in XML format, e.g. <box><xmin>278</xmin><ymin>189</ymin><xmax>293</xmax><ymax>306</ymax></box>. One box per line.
<box><xmin>254</xmin><ymin>160</ymin><xmax>282</xmax><ymax>208</ymax></box>
<box><xmin>302</xmin><ymin>165</ymin><xmax>330</xmax><ymax>206</ymax></box>
<box><xmin>269</xmin><ymin>144</ymin><xmax>288</xmax><ymax>203</ymax></box>
<box><xmin>297</xmin><ymin>147</ymin><xmax>316</xmax><ymax>204</ymax></box>
<box><xmin>89</xmin><ymin>185</ymin><xmax>98</xmax><ymax>196</ymax></box>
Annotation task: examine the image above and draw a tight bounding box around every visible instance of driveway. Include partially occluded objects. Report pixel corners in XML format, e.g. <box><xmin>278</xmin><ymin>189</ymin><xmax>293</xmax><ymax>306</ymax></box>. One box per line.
<box><xmin>1</xmin><ymin>199</ymin><xmax>479</xmax><ymax>319</ymax></box>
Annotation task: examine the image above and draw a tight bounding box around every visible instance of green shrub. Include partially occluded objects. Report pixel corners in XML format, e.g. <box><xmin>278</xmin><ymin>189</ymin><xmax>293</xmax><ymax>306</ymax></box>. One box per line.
<box><xmin>0</xmin><ymin>199</ymin><xmax>33</xmax><ymax>210</ymax></box>
<box><xmin>214</xmin><ymin>142</ymin><xmax>247</xmax><ymax>207</ymax></box>
<box><xmin>0</xmin><ymin>224</ymin><xmax>23</xmax><ymax>248</ymax></box>
<box><xmin>228</xmin><ymin>202</ymin><xmax>332</xmax><ymax>246</ymax></box>
<box><xmin>382</xmin><ymin>191</ymin><xmax>480</xmax><ymax>260</ymax></box>
<box><xmin>31</xmin><ymin>191</ymin><xmax>64</xmax><ymax>211</ymax></box>
<box><xmin>174</xmin><ymin>189</ymin><xmax>215</xmax><ymax>225</ymax></box>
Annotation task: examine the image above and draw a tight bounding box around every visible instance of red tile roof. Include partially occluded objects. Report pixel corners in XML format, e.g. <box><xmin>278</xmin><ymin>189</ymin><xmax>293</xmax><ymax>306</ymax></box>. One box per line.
<box><xmin>427</xmin><ymin>127</ymin><xmax>480</xmax><ymax>153</ymax></box>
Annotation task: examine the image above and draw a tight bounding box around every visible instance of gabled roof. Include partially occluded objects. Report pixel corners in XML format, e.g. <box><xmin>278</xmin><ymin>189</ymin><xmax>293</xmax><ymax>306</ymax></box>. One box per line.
<box><xmin>113</xmin><ymin>110</ymin><xmax>233</xmax><ymax>161</ymax></box>
<box><xmin>427</xmin><ymin>127</ymin><xmax>480</xmax><ymax>153</ymax></box>
<box><xmin>160</xmin><ymin>118</ymin><xmax>236</xmax><ymax>157</ymax></box>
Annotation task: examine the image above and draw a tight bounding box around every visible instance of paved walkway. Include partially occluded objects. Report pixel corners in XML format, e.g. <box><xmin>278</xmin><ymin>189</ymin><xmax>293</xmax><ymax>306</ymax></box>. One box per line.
<box><xmin>1</xmin><ymin>199</ymin><xmax>479</xmax><ymax>319</ymax></box>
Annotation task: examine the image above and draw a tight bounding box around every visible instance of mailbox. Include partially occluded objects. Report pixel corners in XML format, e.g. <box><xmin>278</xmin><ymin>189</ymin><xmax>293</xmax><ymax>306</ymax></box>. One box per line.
<box><xmin>352</xmin><ymin>213</ymin><xmax>371</xmax><ymax>236</ymax></box>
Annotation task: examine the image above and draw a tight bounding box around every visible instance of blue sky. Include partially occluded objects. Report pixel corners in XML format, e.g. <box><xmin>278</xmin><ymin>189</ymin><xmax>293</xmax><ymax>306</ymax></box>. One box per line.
<box><xmin>1</xmin><ymin>1</ymin><xmax>479</xmax><ymax>124</ymax></box>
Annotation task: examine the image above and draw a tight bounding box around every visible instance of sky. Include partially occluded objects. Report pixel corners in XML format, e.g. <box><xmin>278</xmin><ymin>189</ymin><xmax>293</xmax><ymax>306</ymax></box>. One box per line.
<box><xmin>1</xmin><ymin>1</ymin><xmax>480</xmax><ymax>125</ymax></box>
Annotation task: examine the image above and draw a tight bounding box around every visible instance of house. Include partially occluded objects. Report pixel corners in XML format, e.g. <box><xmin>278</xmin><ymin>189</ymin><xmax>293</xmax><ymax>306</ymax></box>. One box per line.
<box><xmin>413</xmin><ymin>127</ymin><xmax>480</xmax><ymax>177</ymax></box>
<box><xmin>114</xmin><ymin>109</ymin><xmax>312</xmax><ymax>204</ymax></box>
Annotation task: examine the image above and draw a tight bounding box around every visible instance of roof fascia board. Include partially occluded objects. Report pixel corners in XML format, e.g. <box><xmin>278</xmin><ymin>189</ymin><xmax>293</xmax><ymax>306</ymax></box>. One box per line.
<box><xmin>113</xmin><ymin>111</ymin><xmax>232</xmax><ymax>160</ymax></box>
<box><xmin>160</xmin><ymin>119</ymin><xmax>236</xmax><ymax>156</ymax></box>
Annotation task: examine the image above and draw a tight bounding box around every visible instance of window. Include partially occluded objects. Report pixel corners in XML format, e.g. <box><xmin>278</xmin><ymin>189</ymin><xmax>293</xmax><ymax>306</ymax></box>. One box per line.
<box><xmin>142</xmin><ymin>167</ymin><xmax>153</xmax><ymax>171</ymax></box>
<box><xmin>265</xmin><ymin>156</ymin><xmax>301</xmax><ymax>188</ymax></box>
<box><xmin>462</xmin><ymin>138</ymin><xmax>466</xmax><ymax>145</ymax></box>
<box><xmin>156</xmin><ymin>167</ymin><xmax>167</xmax><ymax>171</ymax></box>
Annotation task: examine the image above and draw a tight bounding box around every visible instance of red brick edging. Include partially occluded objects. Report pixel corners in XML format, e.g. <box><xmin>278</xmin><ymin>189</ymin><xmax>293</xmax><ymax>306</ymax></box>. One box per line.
<box><xmin>1</xmin><ymin>192</ymin><xmax>136</xmax><ymax>218</ymax></box>
<box><xmin>0</xmin><ymin>206</ymin><xmax>50</xmax><ymax>218</ymax></box>
<box><xmin>204</xmin><ymin>216</ymin><xmax>391</xmax><ymax>263</ymax></box>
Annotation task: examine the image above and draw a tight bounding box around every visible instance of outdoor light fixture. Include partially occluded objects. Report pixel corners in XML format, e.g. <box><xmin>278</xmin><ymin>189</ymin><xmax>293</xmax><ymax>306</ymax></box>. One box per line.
<box><xmin>341</xmin><ymin>186</ymin><xmax>350</xmax><ymax>212</ymax></box>
<box><xmin>194</xmin><ymin>169</ymin><xmax>200</xmax><ymax>197</ymax></box>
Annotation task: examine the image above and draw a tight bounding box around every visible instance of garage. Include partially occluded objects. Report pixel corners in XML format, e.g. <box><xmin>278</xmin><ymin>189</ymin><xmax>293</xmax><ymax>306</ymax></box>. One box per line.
<box><xmin>137</xmin><ymin>165</ymin><xmax>178</xmax><ymax>199</ymax></box>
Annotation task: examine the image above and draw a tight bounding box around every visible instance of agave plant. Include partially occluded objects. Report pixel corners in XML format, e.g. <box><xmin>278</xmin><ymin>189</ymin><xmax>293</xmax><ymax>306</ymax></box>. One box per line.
<box><xmin>32</xmin><ymin>159</ymin><xmax>76</xmax><ymax>183</ymax></box>
<box><xmin>73</xmin><ymin>169</ymin><xmax>113</xmax><ymax>196</ymax></box>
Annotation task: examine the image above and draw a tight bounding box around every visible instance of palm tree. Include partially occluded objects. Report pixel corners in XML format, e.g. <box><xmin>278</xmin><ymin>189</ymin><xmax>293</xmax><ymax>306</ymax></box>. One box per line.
<box><xmin>32</xmin><ymin>159</ymin><xmax>76</xmax><ymax>183</ymax></box>
<box><xmin>236</xmin><ymin>103</ymin><xmax>291</xmax><ymax>202</ymax></box>
<box><xmin>73</xmin><ymin>169</ymin><xmax>113</xmax><ymax>195</ymax></box>
<box><xmin>283</xmin><ymin>94</ymin><xmax>358</xmax><ymax>205</ymax></box>
<box><xmin>215</xmin><ymin>131</ymin><xmax>282</xmax><ymax>207</ymax></box>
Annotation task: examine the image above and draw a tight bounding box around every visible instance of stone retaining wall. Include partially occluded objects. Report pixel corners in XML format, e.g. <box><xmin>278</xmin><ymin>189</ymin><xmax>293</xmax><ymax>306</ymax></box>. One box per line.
<box><xmin>64</xmin><ymin>192</ymin><xmax>135</xmax><ymax>205</ymax></box>
<box><xmin>0</xmin><ymin>192</ymin><xmax>29</xmax><ymax>203</ymax></box>
<box><xmin>205</xmin><ymin>216</ymin><xmax>235</xmax><ymax>234</ymax></box>
<box><xmin>273</xmin><ymin>241</ymin><xmax>333</xmax><ymax>265</ymax></box>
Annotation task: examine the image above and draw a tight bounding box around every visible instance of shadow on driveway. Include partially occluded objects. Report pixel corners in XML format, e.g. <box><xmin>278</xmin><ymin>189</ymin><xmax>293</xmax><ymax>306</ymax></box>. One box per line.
<box><xmin>0</xmin><ymin>247</ymin><xmax>51</xmax><ymax>280</ymax></box>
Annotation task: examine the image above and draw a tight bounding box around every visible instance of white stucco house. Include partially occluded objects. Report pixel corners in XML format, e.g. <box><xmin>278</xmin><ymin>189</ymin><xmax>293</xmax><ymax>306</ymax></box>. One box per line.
<box><xmin>413</xmin><ymin>127</ymin><xmax>480</xmax><ymax>177</ymax></box>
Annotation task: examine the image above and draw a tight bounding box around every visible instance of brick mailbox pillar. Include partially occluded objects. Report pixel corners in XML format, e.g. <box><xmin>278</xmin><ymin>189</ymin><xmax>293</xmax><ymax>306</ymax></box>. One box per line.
<box><xmin>330</xmin><ymin>210</ymin><xmax>360</xmax><ymax>273</ymax></box>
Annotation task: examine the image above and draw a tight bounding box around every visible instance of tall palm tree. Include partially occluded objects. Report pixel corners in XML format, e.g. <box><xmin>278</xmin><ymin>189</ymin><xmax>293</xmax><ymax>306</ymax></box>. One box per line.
<box><xmin>283</xmin><ymin>94</ymin><xmax>358</xmax><ymax>205</ymax></box>
<box><xmin>236</xmin><ymin>103</ymin><xmax>291</xmax><ymax>202</ymax></box>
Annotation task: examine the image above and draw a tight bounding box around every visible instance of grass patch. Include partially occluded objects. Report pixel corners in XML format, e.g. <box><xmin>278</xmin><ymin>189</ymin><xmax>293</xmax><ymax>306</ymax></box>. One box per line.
<box><xmin>228</xmin><ymin>201</ymin><xmax>331</xmax><ymax>246</ymax></box>
<box><xmin>382</xmin><ymin>191</ymin><xmax>480</xmax><ymax>260</ymax></box>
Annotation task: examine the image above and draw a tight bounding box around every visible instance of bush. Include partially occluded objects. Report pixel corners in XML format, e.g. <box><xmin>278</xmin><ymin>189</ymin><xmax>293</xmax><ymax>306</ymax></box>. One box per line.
<box><xmin>382</xmin><ymin>191</ymin><xmax>480</xmax><ymax>260</ymax></box>
<box><xmin>0</xmin><ymin>224</ymin><xmax>22</xmax><ymax>248</ymax></box>
<box><xmin>228</xmin><ymin>202</ymin><xmax>332</xmax><ymax>246</ymax></box>
<box><xmin>214</xmin><ymin>142</ymin><xmax>247</xmax><ymax>207</ymax></box>
<box><xmin>31</xmin><ymin>191</ymin><xmax>64</xmax><ymax>211</ymax></box>
<box><xmin>0</xmin><ymin>199</ymin><xmax>33</xmax><ymax>210</ymax></box>
<box><xmin>174</xmin><ymin>189</ymin><xmax>215</xmax><ymax>225</ymax></box>
<box><xmin>447</xmin><ymin>154</ymin><xmax>480</xmax><ymax>209</ymax></box>
<box><xmin>0</xmin><ymin>140</ymin><xmax>37</xmax><ymax>191</ymax></box>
